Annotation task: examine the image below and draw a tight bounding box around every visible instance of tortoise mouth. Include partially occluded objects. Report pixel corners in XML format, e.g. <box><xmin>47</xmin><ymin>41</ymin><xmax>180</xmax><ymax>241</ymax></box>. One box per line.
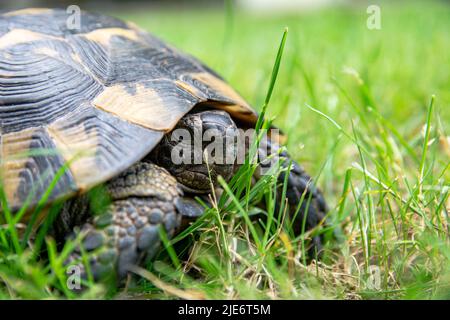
<box><xmin>173</xmin><ymin>163</ymin><xmax>235</xmax><ymax>194</ymax></box>
<box><xmin>175</xmin><ymin>165</ymin><xmax>211</xmax><ymax>193</ymax></box>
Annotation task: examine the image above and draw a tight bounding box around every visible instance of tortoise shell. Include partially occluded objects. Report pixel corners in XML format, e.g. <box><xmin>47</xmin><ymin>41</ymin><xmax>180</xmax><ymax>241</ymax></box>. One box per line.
<box><xmin>0</xmin><ymin>8</ymin><xmax>259</xmax><ymax>212</ymax></box>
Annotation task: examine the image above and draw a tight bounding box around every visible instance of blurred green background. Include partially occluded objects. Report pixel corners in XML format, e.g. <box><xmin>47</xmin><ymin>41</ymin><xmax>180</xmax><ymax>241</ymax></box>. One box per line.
<box><xmin>1</xmin><ymin>0</ymin><xmax>449</xmax><ymax>299</ymax></box>
<box><xmin>2</xmin><ymin>0</ymin><xmax>449</xmax><ymax>206</ymax></box>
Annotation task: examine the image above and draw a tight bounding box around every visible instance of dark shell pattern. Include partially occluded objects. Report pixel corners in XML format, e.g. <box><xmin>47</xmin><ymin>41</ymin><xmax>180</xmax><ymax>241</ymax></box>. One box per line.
<box><xmin>0</xmin><ymin>8</ymin><xmax>258</xmax><ymax>212</ymax></box>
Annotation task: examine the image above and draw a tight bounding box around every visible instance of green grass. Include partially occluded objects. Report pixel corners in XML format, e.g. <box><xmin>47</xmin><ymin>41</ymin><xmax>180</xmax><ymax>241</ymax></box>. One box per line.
<box><xmin>0</xmin><ymin>1</ymin><xmax>449</xmax><ymax>299</ymax></box>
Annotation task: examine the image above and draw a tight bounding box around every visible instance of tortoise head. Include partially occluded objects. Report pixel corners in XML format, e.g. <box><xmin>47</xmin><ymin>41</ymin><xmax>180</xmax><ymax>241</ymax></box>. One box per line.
<box><xmin>149</xmin><ymin>109</ymin><xmax>239</xmax><ymax>193</ymax></box>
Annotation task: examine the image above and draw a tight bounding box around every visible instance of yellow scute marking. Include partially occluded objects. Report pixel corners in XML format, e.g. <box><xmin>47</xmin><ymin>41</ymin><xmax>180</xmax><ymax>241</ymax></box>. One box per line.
<box><xmin>188</xmin><ymin>72</ymin><xmax>257</xmax><ymax>123</ymax></box>
<box><xmin>93</xmin><ymin>84</ymin><xmax>181</xmax><ymax>131</ymax></box>
<box><xmin>82</xmin><ymin>28</ymin><xmax>141</xmax><ymax>47</ymax></box>
<box><xmin>126</xmin><ymin>21</ymin><xmax>146</xmax><ymax>33</ymax></box>
<box><xmin>190</xmin><ymin>72</ymin><xmax>251</xmax><ymax>109</ymax></box>
<box><xmin>3</xmin><ymin>8</ymin><xmax>53</xmax><ymax>17</ymax></box>
<box><xmin>174</xmin><ymin>80</ymin><xmax>205</xmax><ymax>99</ymax></box>
<box><xmin>46</xmin><ymin>115</ymin><xmax>99</xmax><ymax>189</ymax></box>
<box><xmin>33</xmin><ymin>46</ymin><xmax>60</xmax><ymax>58</ymax></box>
<box><xmin>0</xmin><ymin>29</ymin><xmax>60</xmax><ymax>49</ymax></box>
<box><xmin>0</xmin><ymin>128</ymin><xmax>37</xmax><ymax>208</ymax></box>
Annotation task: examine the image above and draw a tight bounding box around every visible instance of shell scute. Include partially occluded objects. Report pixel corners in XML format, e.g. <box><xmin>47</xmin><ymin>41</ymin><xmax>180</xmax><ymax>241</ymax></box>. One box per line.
<box><xmin>0</xmin><ymin>8</ymin><xmax>258</xmax><ymax>212</ymax></box>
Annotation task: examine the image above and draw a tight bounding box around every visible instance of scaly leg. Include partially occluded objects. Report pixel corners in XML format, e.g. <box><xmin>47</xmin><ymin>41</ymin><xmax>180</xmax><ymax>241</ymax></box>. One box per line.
<box><xmin>63</xmin><ymin>162</ymin><xmax>200</xmax><ymax>281</ymax></box>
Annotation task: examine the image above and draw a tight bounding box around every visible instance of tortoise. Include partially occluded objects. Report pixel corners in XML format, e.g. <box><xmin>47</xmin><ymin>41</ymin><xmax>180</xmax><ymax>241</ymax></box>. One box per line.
<box><xmin>0</xmin><ymin>8</ymin><xmax>328</xmax><ymax>281</ymax></box>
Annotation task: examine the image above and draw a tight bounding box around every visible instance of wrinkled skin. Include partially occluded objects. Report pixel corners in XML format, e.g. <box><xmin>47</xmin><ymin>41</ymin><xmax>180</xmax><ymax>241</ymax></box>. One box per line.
<box><xmin>57</xmin><ymin>109</ymin><xmax>328</xmax><ymax>283</ymax></box>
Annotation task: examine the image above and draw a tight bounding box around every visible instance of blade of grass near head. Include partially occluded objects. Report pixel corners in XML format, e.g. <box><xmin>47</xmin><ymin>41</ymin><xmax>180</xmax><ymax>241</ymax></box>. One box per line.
<box><xmin>255</xmin><ymin>27</ymin><xmax>288</xmax><ymax>133</ymax></box>
<box><xmin>218</xmin><ymin>176</ymin><xmax>262</xmax><ymax>252</ymax></box>
<box><xmin>419</xmin><ymin>96</ymin><xmax>435</xmax><ymax>196</ymax></box>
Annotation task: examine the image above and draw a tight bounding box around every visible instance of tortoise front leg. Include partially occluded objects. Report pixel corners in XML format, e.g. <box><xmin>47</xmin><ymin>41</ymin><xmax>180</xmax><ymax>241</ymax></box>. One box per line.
<box><xmin>64</xmin><ymin>162</ymin><xmax>200</xmax><ymax>281</ymax></box>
